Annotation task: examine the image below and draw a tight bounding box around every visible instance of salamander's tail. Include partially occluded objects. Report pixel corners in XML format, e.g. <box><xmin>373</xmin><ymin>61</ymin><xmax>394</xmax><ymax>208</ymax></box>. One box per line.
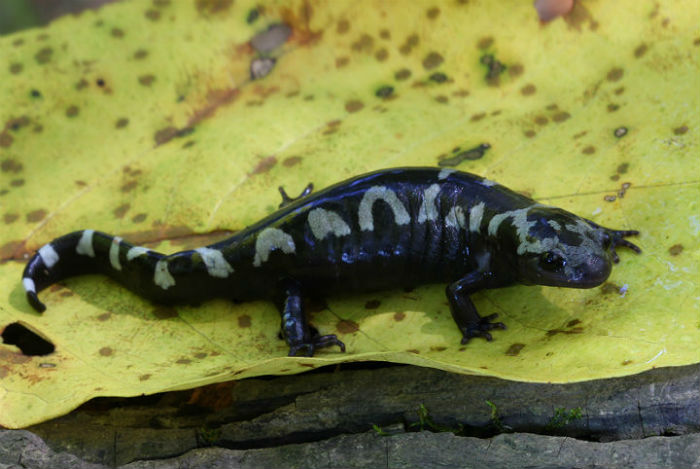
<box><xmin>22</xmin><ymin>230</ymin><xmax>165</xmax><ymax>313</ymax></box>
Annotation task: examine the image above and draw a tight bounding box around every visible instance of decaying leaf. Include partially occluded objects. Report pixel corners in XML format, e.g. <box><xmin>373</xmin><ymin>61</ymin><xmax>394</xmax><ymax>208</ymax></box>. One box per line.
<box><xmin>0</xmin><ymin>0</ymin><xmax>698</xmax><ymax>428</ymax></box>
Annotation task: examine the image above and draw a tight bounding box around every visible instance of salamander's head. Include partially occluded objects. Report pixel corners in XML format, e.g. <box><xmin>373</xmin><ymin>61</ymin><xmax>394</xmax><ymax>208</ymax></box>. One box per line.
<box><xmin>509</xmin><ymin>207</ymin><xmax>640</xmax><ymax>289</ymax></box>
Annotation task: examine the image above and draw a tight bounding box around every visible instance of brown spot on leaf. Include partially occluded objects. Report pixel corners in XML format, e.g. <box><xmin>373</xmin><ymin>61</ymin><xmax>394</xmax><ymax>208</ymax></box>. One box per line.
<box><xmin>99</xmin><ymin>347</ymin><xmax>113</xmax><ymax>356</ymax></box>
<box><xmin>134</xmin><ymin>49</ymin><xmax>149</xmax><ymax>60</ymax></box>
<box><xmin>606</xmin><ymin>67</ymin><xmax>624</xmax><ymax>82</ymax></box>
<box><xmin>0</xmin><ymin>132</ymin><xmax>13</xmax><ymax>148</ymax></box>
<box><xmin>0</xmin><ymin>240</ymin><xmax>25</xmax><ymax>259</ymax></box>
<box><xmin>132</xmin><ymin>213</ymin><xmax>147</xmax><ymax>223</ymax></box>
<box><xmin>154</xmin><ymin>126</ymin><xmax>178</xmax><ymax>145</ymax></box>
<box><xmin>552</xmin><ymin>112</ymin><xmax>571</xmax><ymax>123</ymax></box>
<box><xmin>364</xmin><ymin>299</ymin><xmax>381</xmax><ymax>309</ymax></box>
<box><xmin>566</xmin><ymin>319</ymin><xmax>582</xmax><ymax>328</ymax></box>
<box><xmin>115</xmin><ymin>118</ymin><xmax>129</xmax><ymax>129</ymax></box>
<box><xmin>673</xmin><ymin>125</ymin><xmax>688</xmax><ymax>135</ymax></box>
<box><xmin>634</xmin><ymin>43</ymin><xmax>648</xmax><ymax>58</ymax></box>
<box><xmin>582</xmin><ymin>145</ymin><xmax>596</xmax><ymax>154</ymax></box>
<box><xmin>139</xmin><ymin>74</ymin><xmax>156</xmax><ymax>86</ymax></box>
<box><xmin>375</xmin><ymin>48</ymin><xmax>388</xmax><ymax>62</ymax></box>
<box><xmin>35</xmin><ymin>47</ymin><xmax>53</xmax><ymax>64</ymax></box>
<box><xmin>144</xmin><ymin>9</ymin><xmax>161</xmax><ymax>20</ymax></box>
<box><xmin>434</xmin><ymin>95</ymin><xmax>448</xmax><ymax>104</ymax></box>
<box><xmin>345</xmin><ymin>99</ymin><xmax>364</xmax><ymax>113</ymax></box>
<box><xmin>508</xmin><ymin>63</ymin><xmax>524</xmax><ymax>77</ymax></box>
<box><xmin>152</xmin><ymin>305</ymin><xmax>178</xmax><ymax>319</ymax></box>
<box><xmin>422</xmin><ymin>52</ymin><xmax>444</xmax><ymax>70</ymax></box>
<box><xmin>195</xmin><ymin>352</ymin><xmax>207</xmax><ymax>359</ymax></box>
<box><xmin>351</xmin><ymin>34</ymin><xmax>374</xmax><ymax>53</ymax></box>
<box><xmin>477</xmin><ymin>36</ymin><xmax>494</xmax><ymax>50</ymax></box>
<box><xmin>395</xmin><ymin>68</ymin><xmax>412</xmax><ymax>81</ymax></box>
<box><xmin>546</xmin><ymin>327</ymin><xmax>583</xmax><ymax>337</ymax></box>
<box><xmin>335</xmin><ymin>56</ymin><xmax>349</xmax><ymax>68</ymax></box>
<box><xmin>9</xmin><ymin>63</ymin><xmax>22</xmax><ymax>74</ymax></box>
<box><xmin>426</xmin><ymin>7</ymin><xmax>440</xmax><ymax>19</ymax></box>
<box><xmin>669</xmin><ymin>244</ymin><xmax>683</xmax><ymax>256</ymax></box>
<box><xmin>139</xmin><ymin>374</ymin><xmax>151</xmax><ymax>381</ymax></box>
<box><xmin>195</xmin><ymin>0</ymin><xmax>233</xmax><ymax>14</ymax></box>
<box><xmin>336</xmin><ymin>19</ymin><xmax>350</xmax><ymax>34</ymax></box>
<box><xmin>111</xmin><ymin>27</ymin><xmax>125</xmax><ymax>38</ymax></box>
<box><xmin>337</xmin><ymin>319</ymin><xmax>359</xmax><ymax>334</ymax></box>
<box><xmin>607</xmin><ymin>103</ymin><xmax>620</xmax><ymax>112</ymax></box>
<box><xmin>283</xmin><ymin>156</ymin><xmax>302</xmax><ymax>167</ymax></box>
<box><xmin>470</xmin><ymin>112</ymin><xmax>486</xmax><ymax>121</ymax></box>
<box><xmin>4</xmin><ymin>213</ymin><xmax>18</xmax><ymax>224</ymax></box>
<box><xmin>616</xmin><ymin>162</ymin><xmax>629</xmax><ymax>174</ymax></box>
<box><xmin>251</xmin><ymin>156</ymin><xmax>277</xmax><ymax>174</ymax></box>
<box><xmin>65</xmin><ymin>106</ymin><xmax>80</xmax><ymax>118</ymax></box>
<box><xmin>1</xmin><ymin>159</ymin><xmax>23</xmax><ymax>173</ymax></box>
<box><xmin>176</xmin><ymin>358</ymin><xmax>191</xmax><ymax>364</ymax></box>
<box><xmin>11</xmin><ymin>179</ymin><xmax>24</xmax><ymax>187</ymax></box>
<box><xmin>621</xmin><ymin>360</ymin><xmax>633</xmax><ymax>366</ymax></box>
<box><xmin>238</xmin><ymin>315</ymin><xmax>251</xmax><ymax>328</ymax></box>
<box><xmin>75</xmin><ymin>78</ymin><xmax>89</xmax><ymax>90</ymax></box>
<box><xmin>394</xmin><ymin>311</ymin><xmax>405</xmax><ymax>321</ymax></box>
<box><xmin>505</xmin><ymin>343</ymin><xmax>525</xmax><ymax>356</ymax></box>
<box><xmin>26</xmin><ymin>209</ymin><xmax>47</xmax><ymax>222</ymax></box>
<box><xmin>97</xmin><ymin>312</ymin><xmax>112</xmax><ymax>321</ymax></box>
<box><xmin>379</xmin><ymin>29</ymin><xmax>390</xmax><ymax>40</ymax></box>
<box><xmin>113</xmin><ymin>203</ymin><xmax>130</xmax><ymax>219</ymax></box>
<box><xmin>375</xmin><ymin>86</ymin><xmax>394</xmax><ymax>99</ymax></box>
<box><xmin>534</xmin><ymin>115</ymin><xmax>548</xmax><ymax>126</ymax></box>
<box><xmin>524</xmin><ymin>130</ymin><xmax>536</xmax><ymax>138</ymax></box>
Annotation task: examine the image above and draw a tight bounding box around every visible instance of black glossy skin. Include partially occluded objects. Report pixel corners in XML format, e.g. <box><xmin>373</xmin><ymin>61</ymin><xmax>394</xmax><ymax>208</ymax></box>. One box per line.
<box><xmin>22</xmin><ymin>168</ymin><xmax>641</xmax><ymax>356</ymax></box>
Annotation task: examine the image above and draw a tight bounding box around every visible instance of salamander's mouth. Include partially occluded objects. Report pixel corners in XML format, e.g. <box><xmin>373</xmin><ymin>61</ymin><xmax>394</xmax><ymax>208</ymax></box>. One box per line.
<box><xmin>519</xmin><ymin>253</ymin><xmax>612</xmax><ymax>289</ymax></box>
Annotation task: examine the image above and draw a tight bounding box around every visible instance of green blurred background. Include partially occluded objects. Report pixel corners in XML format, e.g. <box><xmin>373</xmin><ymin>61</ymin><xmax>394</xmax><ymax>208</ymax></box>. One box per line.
<box><xmin>0</xmin><ymin>0</ymin><xmax>117</xmax><ymax>35</ymax></box>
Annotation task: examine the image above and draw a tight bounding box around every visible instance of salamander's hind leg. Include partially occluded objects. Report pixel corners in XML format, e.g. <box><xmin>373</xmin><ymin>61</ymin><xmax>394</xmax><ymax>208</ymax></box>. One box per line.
<box><xmin>446</xmin><ymin>272</ymin><xmax>506</xmax><ymax>345</ymax></box>
<box><xmin>278</xmin><ymin>183</ymin><xmax>314</xmax><ymax>209</ymax></box>
<box><xmin>276</xmin><ymin>280</ymin><xmax>345</xmax><ymax>357</ymax></box>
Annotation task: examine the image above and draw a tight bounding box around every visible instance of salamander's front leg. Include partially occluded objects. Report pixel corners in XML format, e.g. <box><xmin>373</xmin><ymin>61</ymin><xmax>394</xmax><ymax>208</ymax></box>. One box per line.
<box><xmin>277</xmin><ymin>280</ymin><xmax>345</xmax><ymax>357</ymax></box>
<box><xmin>446</xmin><ymin>272</ymin><xmax>506</xmax><ymax>345</ymax></box>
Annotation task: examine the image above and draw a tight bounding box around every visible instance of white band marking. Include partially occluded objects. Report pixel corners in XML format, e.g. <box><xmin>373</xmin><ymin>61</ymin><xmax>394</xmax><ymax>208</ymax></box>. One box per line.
<box><xmin>76</xmin><ymin>229</ymin><xmax>95</xmax><ymax>257</ymax></box>
<box><xmin>253</xmin><ymin>227</ymin><xmax>296</xmax><ymax>267</ymax></box>
<box><xmin>445</xmin><ymin>206</ymin><xmax>466</xmax><ymax>229</ymax></box>
<box><xmin>154</xmin><ymin>260</ymin><xmax>175</xmax><ymax>289</ymax></box>
<box><xmin>468</xmin><ymin>202</ymin><xmax>485</xmax><ymax>233</ymax></box>
<box><xmin>38</xmin><ymin>244</ymin><xmax>60</xmax><ymax>268</ymax></box>
<box><xmin>109</xmin><ymin>237</ymin><xmax>122</xmax><ymax>271</ymax></box>
<box><xmin>127</xmin><ymin>246</ymin><xmax>150</xmax><ymax>260</ymax></box>
<box><xmin>307</xmin><ymin>208</ymin><xmax>351</xmax><ymax>240</ymax></box>
<box><xmin>438</xmin><ymin>168</ymin><xmax>456</xmax><ymax>180</ymax></box>
<box><xmin>23</xmin><ymin>277</ymin><xmax>36</xmax><ymax>293</ymax></box>
<box><xmin>196</xmin><ymin>248</ymin><xmax>234</xmax><ymax>278</ymax></box>
<box><xmin>417</xmin><ymin>184</ymin><xmax>441</xmax><ymax>223</ymax></box>
<box><xmin>358</xmin><ymin>186</ymin><xmax>410</xmax><ymax>231</ymax></box>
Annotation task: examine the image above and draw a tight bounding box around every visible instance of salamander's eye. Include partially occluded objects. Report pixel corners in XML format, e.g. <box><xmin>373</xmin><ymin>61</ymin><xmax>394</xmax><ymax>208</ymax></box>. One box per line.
<box><xmin>539</xmin><ymin>252</ymin><xmax>566</xmax><ymax>271</ymax></box>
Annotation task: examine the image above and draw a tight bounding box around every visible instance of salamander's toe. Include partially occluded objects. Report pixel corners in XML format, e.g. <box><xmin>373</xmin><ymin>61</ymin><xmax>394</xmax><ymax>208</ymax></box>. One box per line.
<box><xmin>287</xmin><ymin>334</ymin><xmax>346</xmax><ymax>357</ymax></box>
<box><xmin>460</xmin><ymin>314</ymin><xmax>506</xmax><ymax>345</ymax></box>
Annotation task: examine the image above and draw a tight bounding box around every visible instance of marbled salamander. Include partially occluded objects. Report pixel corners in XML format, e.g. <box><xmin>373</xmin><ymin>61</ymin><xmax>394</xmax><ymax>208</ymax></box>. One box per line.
<box><xmin>22</xmin><ymin>168</ymin><xmax>641</xmax><ymax>356</ymax></box>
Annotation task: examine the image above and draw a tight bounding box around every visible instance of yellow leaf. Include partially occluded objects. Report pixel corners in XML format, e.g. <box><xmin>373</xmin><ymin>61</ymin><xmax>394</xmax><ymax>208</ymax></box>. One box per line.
<box><xmin>1</xmin><ymin>0</ymin><xmax>698</xmax><ymax>428</ymax></box>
